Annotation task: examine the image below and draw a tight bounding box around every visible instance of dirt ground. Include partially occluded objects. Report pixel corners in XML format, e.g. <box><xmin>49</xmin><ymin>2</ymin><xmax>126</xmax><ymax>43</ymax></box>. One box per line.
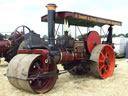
<box><xmin>0</xmin><ymin>58</ymin><xmax>128</xmax><ymax>96</ymax></box>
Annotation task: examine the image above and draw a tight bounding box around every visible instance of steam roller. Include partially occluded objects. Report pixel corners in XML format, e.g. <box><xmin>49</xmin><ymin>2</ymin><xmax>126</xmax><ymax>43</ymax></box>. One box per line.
<box><xmin>6</xmin><ymin>3</ymin><xmax>122</xmax><ymax>93</ymax></box>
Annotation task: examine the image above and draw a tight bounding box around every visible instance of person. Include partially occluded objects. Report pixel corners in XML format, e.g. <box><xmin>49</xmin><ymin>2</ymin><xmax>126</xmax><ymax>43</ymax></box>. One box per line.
<box><xmin>107</xmin><ymin>26</ymin><xmax>113</xmax><ymax>44</ymax></box>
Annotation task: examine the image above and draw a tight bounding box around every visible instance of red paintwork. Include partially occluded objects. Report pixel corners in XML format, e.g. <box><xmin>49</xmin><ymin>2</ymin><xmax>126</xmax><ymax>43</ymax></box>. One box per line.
<box><xmin>59</xmin><ymin>50</ymin><xmax>74</xmax><ymax>64</ymax></box>
<box><xmin>18</xmin><ymin>47</ymin><xmax>85</xmax><ymax>69</ymax></box>
<box><xmin>59</xmin><ymin>48</ymin><xmax>85</xmax><ymax>64</ymax></box>
<box><xmin>41</xmin><ymin>11</ymin><xmax>122</xmax><ymax>27</ymax></box>
<box><xmin>18</xmin><ymin>49</ymin><xmax>57</xmax><ymax>93</ymax></box>
<box><xmin>18</xmin><ymin>49</ymin><xmax>49</xmax><ymax>72</ymax></box>
<box><xmin>0</xmin><ymin>40</ymin><xmax>12</xmax><ymax>53</ymax></box>
<box><xmin>98</xmin><ymin>45</ymin><xmax>115</xmax><ymax>79</ymax></box>
<box><xmin>0</xmin><ymin>32</ymin><xmax>24</xmax><ymax>54</ymax></box>
<box><xmin>9</xmin><ymin>32</ymin><xmax>24</xmax><ymax>45</ymax></box>
<box><xmin>86</xmin><ymin>31</ymin><xmax>101</xmax><ymax>53</ymax></box>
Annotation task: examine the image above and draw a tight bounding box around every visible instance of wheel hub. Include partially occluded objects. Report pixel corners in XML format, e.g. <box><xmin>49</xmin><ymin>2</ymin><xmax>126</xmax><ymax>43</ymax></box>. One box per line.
<box><xmin>104</xmin><ymin>58</ymin><xmax>110</xmax><ymax>65</ymax></box>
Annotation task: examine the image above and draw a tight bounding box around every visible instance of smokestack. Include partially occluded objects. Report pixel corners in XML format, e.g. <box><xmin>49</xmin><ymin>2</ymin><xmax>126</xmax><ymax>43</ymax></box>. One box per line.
<box><xmin>46</xmin><ymin>4</ymin><xmax>57</xmax><ymax>49</ymax></box>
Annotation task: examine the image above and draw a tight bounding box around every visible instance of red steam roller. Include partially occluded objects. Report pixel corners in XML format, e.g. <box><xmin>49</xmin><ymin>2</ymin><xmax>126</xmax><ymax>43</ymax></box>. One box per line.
<box><xmin>6</xmin><ymin>4</ymin><xmax>122</xmax><ymax>93</ymax></box>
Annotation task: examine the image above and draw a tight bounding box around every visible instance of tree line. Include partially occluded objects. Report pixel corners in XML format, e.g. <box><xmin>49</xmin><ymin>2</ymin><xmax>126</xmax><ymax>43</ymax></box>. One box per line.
<box><xmin>100</xmin><ymin>33</ymin><xmax>128</xmax><ymax>38</ymax></box>
<box><xmin>43</xmin><ymin>33</ymin><xmax>128</xmax><ymax>40</ymax></box>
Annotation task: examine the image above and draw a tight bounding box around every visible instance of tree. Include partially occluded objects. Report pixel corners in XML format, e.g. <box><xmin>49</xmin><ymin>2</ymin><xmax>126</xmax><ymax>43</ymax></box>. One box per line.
<box><xmin>117</xmin><ymin>34</ymin><xmax>125</xmax><ymax>37</ymax></box>
<box><xmin>125</xmin><ymin>33</ymin><xmax>128</xmax><ymax>37</ymax></box>
<box><xmin>112</xmin><ymin>33</ymin><xmax>117</xmax><ymax>37</ymax></box>
<box><xmin>43</xmin><ymin>35</ymin><xmax>48</xmax><ymax>40</ymax></box>
<box><xmin>77</xmin><ymin>33</ymin><xmax>87</xmax><ymax>39</ymax></box>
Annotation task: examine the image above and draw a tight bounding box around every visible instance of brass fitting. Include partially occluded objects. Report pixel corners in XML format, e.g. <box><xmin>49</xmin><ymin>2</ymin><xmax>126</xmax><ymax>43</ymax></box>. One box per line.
<box><xmin>46</xmin><ymin>3</ymin><xmax>57</xmax><ymax>10</ymax></box>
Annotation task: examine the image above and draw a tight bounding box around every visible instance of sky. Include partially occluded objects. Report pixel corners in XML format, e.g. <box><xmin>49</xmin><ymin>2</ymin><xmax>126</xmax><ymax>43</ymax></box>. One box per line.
<box><xmin>0</xmin><ymin>0</ymin><xmax>127</xmax><ymax>37</ymax></box>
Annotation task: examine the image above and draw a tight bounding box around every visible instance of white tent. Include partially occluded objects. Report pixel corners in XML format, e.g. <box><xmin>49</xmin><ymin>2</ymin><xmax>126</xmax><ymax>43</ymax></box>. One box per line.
<box><xmin>113</xmin><ymin>37</ymin><xmax>128</xmax><ymax>57</ymax></box>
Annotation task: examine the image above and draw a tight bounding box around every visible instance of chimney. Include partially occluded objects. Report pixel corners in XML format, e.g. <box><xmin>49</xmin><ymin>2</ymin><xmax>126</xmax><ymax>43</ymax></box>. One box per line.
<box><xmin>46</xmin><ymin>4</ymin><xmax>57</xmax><ymax>49</ymax></box>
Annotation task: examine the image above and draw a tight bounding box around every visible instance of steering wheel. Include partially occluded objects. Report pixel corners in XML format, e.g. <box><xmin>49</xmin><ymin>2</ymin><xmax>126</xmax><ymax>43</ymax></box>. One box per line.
<box><xmin>14</xmin><ymin>25</ymin><xmax>31</xmax><ymax>35</ymax></box>
<box><xmin>9</xmin><ymin>25</ymin><xmax>31</xmax><ymax>42</ymax></box>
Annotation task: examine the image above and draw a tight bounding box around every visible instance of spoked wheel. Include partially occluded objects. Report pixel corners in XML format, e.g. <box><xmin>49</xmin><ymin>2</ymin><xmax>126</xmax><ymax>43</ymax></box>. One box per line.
<box><xmin>28</xmin><ymin>56</ymin><xmax>57</xmax><ymax>93</ymax></box>
<box><xmin>9</xmin><ymin>25</ymin><xmax>31</xmax><ymax>41</ymax></box>
<box><xmin>7</xmin><ymin>54</ymin><xmax>57</xmax><ymax>93</ymax></box>
<box><xmin>90</xmin><ymin>44</ymin><xmax>115</xmax><ymax>79</ymax></box>
<box><xmin>14</xmin><ymin>25</ymin><xmax>31</xmax><ymax>34</ymax></box>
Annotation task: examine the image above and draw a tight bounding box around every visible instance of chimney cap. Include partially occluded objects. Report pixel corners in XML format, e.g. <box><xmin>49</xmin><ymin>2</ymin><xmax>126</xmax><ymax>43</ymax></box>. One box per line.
<box><xmin>46</xmin><ymin>3</ymin><xmax>57</xmax><ymax>10</ymax></box>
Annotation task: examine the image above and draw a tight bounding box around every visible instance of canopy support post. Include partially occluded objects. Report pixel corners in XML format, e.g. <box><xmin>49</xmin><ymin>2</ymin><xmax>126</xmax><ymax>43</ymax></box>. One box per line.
<box><xmin>75</xmin><ymin>26</ymin><xmax>77</xmax><ymax>40</ymax></box>
<box><xmin>106</xmin><ymin>25</ymin><xmax>113</xmax><ymax>44</ymax></box>
<box><xmin>100</xmin><ymin>27</ymin><xmax>102</xmax><ymax>35</ymax></box>
<box><xmin>62</xmin><ymin>24</ymin><xmax>63</xmax><ymax>35</ymax></box>
<box><xmin>87</xmin><ymin>27</ymin><xmax>90</xmax><ymax>33</ymax></box>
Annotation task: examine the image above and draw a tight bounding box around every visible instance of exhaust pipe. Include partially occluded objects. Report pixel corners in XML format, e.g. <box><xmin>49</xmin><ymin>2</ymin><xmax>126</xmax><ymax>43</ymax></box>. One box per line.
<box><xmin>46</xmin><ymin>4</ymin><xmax>57</xmax><ymax>50</ymax></box>
<box><xmin>46</xmin><ymin>4</ymin><xmax>60</xmax><ymax>64</ymax></box>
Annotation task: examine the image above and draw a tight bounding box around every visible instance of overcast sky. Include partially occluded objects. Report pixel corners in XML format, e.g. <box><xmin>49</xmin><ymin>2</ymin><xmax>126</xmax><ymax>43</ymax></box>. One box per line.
<box><xmin>0</xmin><ymin>0</ymin><xmax>127</xmax><ymax>36</ymax></box>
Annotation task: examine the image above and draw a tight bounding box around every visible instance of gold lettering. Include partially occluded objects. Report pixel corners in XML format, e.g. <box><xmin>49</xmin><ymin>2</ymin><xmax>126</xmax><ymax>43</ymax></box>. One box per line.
<box><xmin>105</xmin><ymin>20</ymin><xmax>112</xmax><ymax>24</ymax></box>
<box><xmin>112</xmin><ymin>21</ymin><xmax>121</xmax><ymax>26</ymax></box>
<box><xmin>75</xmin><ymin>14</ymin><xmax>78</xmax><ymax>18</ymax></box>
<box><xmin>97</xmin><ymin>19</ymin><xmax>106</xmax><ymax>23</ymax></box>
<box><xmin>88</xmin><ymin>17</ymin><xmax>90</xmax><ymax>20</ymax></box>
<box><xmin>74</xmin><ymin>13</ymin><xmax>121</xmax><ymax>26</ymax></box>
<box><xmin>78</xmin><ymin>15</ymin><xmax>88</xmax><ymax>20</ymax></box>
<box><xmin>89</xmin><ymin>17</ymin><xmax>97</xmax><ymax>22</ymax></box>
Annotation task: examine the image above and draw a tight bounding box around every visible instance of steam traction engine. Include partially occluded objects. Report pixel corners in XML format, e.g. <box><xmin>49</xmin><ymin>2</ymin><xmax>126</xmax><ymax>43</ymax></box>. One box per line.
<box><xmin>6</xmin><ymin>4</ymin><xmax>122</xmax><ymax>93</ymax></box>
<box><xmin>0</xmin><ymin>25</ymin><xmax>31</xmax><ymax>61</ymax></box>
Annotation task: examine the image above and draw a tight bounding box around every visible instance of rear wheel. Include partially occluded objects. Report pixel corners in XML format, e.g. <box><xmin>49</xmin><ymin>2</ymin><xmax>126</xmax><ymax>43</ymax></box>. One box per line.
<box><xmin>90</xmin><ymin>44</ymin><xmax>115</xmax><ymax>79</ymax></box>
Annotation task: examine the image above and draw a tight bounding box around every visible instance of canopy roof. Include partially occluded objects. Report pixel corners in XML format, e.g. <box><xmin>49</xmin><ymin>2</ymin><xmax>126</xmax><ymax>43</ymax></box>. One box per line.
<box><xmin>41</xmin><ymin>11</ymin><xmax>122</xmax><ymax>27</ymax></box>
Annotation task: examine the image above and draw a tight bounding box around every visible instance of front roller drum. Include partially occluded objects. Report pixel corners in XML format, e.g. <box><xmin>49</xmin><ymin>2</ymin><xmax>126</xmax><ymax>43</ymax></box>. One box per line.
<box><xmin>7</xmin><ymin>54</ymin><xmax>57</xmax><ymax>93</ymax></box>
<box><xmin>90</xmin><ymin>44</ymin><xmax>115</xmax><ymax>79</ymax></box>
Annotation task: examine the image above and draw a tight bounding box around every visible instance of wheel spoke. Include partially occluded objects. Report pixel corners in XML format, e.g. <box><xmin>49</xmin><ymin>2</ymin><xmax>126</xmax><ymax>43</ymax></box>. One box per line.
<box><xmin>99</xmin><ymin>64</ymin><xmax>105</xmax><ymax>71</ymax></box>
<box><xmin>31</xmin><ymin>79</ymin><xmax>38</xmax><ymax>88</ymax></box>
<box><xmin>106</xmin><ymin>65</ymin><xmax>109</xmax><ymax>71</ymax></box>
<box><xmin>103</xmin><ymin>49</ymin><xmax>106</xmax><ymax>55</ymax></box>
<box><xmin>35</xmin><ymin>62</ymin><xmax>42</xmax><ymax>71</ymax></box>
<box><xmin>100</xmin><ymin>52</ymin><xmax>105</xmax><ymax>59</ymax></box>
<box><xmin>99</xmin><ymin>59</ymin><xmax>104</xmax><ymax>63</ymax></box>
<box><xmin>105</xmin><ymin>52</ymin><xmax>108</xmax><ymax>58</ymax></box>
<box><xmin>36</xmin><ymin>80</ymin><xmax>42</xmax><ymax>89</ymax></box>
<box><xmin>33</xmin><ymin>62</ymin><xmax>44</xmax><ymax>73</ymax></box>
<box><xmin>103</xmin><ymin>66</ymin><xmax>107</xmax><ymax>73</ymax></box>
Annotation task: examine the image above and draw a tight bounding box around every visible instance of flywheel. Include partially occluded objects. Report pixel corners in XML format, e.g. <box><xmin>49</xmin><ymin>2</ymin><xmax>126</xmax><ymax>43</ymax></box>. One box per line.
<box><xmin>90</xmin><ymin>44</ymin><xmax>115</xmax><ymax>79</ymax></box>
<box><xmin>7</xmin><ymin>54</ymin><xmax>57</xmax><ymax>93</ymax></box>
<box><xmin>85</xmin><ymin>31</ymin><xmax>101</xmax><ymax>54</ymax></box>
